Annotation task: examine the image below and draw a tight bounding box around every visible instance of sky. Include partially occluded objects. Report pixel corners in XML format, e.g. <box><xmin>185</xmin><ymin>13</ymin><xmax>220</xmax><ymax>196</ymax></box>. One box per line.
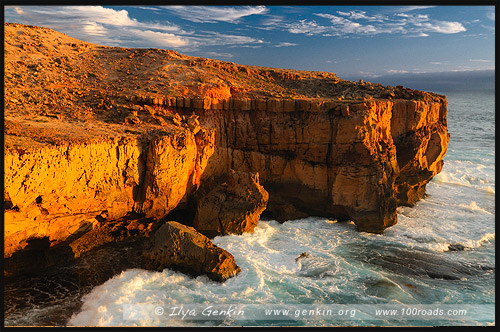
<box><xmin>4</xmin><ymin>5</ymin><xmax>495</xmax><ymax>80</ymax></box>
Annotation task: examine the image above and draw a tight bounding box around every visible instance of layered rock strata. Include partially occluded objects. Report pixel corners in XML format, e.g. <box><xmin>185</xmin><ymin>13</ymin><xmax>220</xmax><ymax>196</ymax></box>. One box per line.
<box><xmin>4</xmin><ymin>216</ymin><xmax>160</xmax><ymax>276</ymax></box>
<box><xmin>169</xmin><ymin>97</ymin><xmax>449</xmax><ymax>233</ymax></box>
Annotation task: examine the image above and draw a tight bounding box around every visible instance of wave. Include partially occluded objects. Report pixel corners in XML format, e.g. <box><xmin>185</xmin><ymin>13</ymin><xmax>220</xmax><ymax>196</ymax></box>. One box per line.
<box><xmin>432</xmin><ymin>170</ymin><xmax>494</xmax><ymax>194</ymax></box>
<box><xmin>458</xmin><ymin>201</ymin><xmax>493</xmax><ymax>215</ymax></box>
<box><xmin>464</xmin><ymin>232</ymin><xmax>495</xmax><ymax>249</ymax></box>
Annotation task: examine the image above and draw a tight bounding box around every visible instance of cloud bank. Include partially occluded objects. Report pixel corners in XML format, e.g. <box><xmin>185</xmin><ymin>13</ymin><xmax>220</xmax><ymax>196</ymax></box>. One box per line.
<box><xmin>282</xmin><ymin>9</ymin><xmax>466</xmax><ymax>37</ymax></box>
<box><xmin>4</xmin><ymin>6</ymin><xmax>267</xmax><ymax>51</ymax></box>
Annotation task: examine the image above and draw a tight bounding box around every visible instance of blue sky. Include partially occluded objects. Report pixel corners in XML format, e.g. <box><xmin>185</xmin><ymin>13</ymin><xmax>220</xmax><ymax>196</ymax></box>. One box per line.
<box><xmin>4</xmin><ymin>5</ymin><xmax>495</xmax><ymax>79</ymax></box>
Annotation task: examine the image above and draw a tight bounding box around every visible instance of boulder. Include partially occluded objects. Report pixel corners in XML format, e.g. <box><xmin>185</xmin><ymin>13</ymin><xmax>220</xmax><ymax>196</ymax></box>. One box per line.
<box><xmin>193</xmin><ymin>170</ymin><xmax>269</xmax><ymax>237</ymax></box>
<box><xmin>142</xmin><ymin>221</ymin><xmax>241</xmax><ymax>282</ymax></box>
<box><xmin>448</xmin><ymin>243</ymin><xmax>466</xmax><ymax>251</ymax></box>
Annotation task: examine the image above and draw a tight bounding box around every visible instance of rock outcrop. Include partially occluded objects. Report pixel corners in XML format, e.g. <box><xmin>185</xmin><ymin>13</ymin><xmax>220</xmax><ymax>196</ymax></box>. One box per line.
<box><xmin>4</xmin><ymin>127</ymin><xmax>215</xmax><ymax>259</ymax></box>
<box><xmin>4</xmin><ymin>23</ymin><xmax>450</xmax><ymax>275</ymax></box>
<box><xmin>4</xmin><ymin>216</ymin><xmax>160</xmax><ymax>276</ymax></box>
<box><xmin>193</xmin><ymin>170</ymin><xmax>269</xmax><ymax>237</ymax></box>
<box><xmin>174</xmin><ymin>97</ymin><xmax>449</xmax><ymax>233</ymax></box>
<box><xmin>142</xmin><ymin>221</ymin><xmax>241</xmax><ymax>282</ymax></box>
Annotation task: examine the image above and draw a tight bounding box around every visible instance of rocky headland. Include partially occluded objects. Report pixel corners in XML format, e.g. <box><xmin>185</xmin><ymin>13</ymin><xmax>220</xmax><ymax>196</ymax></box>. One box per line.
<box><xmin>4</xmin><ymin>23</ymin><xmax>449</xmax><ymax>280</ymax></box>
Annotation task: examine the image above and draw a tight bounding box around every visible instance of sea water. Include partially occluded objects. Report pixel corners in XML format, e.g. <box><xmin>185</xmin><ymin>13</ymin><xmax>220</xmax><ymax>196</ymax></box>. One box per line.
<box><xmin>4</xmin><ymin>90</ymin><xmax>495</xmax><ymax>327</ymax></box>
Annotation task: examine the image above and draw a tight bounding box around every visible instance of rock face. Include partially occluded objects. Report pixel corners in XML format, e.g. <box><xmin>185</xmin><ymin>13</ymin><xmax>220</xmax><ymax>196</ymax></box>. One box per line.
<box><xmin>193</xmin><ymin>170</ymin><xmax>269</xmax><ymax>237</ymax></box>
<box><xmin>136</xmin><ymin>128</ymin><xmax>215</xmax><ymax>218</ymax></box>
<box><xmin>174</xmin><ymin>98</ymin><xmax>449</xmax><ymax>233</ymax></box>
<box><xmin>4</xmin><ymin>216</ymin><xmax>159</xmax><ymax>276</ymax></box>
<box><xmin>142</xmin><ymin>221</ymin><xmax>241</xmax><ymax>282</ymax></box>
<box><xmin>4</xmin><ymin>128</ymin><xmax>215</xmax><ymax>259</ymax></box>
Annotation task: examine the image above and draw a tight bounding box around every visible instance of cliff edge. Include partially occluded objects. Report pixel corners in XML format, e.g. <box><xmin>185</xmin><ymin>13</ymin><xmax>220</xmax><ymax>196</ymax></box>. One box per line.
<box><xmin>4</xmin><ymin>23</ymin><xmax>449</xmax><ymax>265</ymax></box>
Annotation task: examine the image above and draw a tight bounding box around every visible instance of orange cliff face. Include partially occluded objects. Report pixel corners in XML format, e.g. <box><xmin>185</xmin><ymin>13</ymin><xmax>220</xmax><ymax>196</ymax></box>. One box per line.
<box><xmin>173</xmin><ymin>97</ymin><xmax>449</xmax><ymax>233</ymax></box>
<box><xmin>3</xmin><ymin>23</ymin><xmax>449</xmax><ymax>263</ymax></box>
<box><xmin>4</xmin><ymin>127</ymin><xmax>215</xmax><ymax>259</ymax></box>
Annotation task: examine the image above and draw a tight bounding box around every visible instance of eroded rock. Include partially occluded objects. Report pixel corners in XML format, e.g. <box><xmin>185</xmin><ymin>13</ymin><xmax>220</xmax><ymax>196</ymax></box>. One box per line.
<box><xmin>193</xmin><ymin>170</ymin><xmax>269</xmax><ymax>238</ymax></box>
<box><xmin>142</xmin><ymin>221</ymin><xmax>241</xmax><ymax>282</ymax></box>
<box><xmin>4</xmin><ymin>216</ymin><xmax>160</xmax><ymax>276</ymax></box>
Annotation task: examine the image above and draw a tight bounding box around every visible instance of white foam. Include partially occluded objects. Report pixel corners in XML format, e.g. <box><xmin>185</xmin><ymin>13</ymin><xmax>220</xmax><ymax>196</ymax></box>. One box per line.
<box><xmin>485</xmin><ymin>186</ymin><xmax>495</xmax><ymax>194</ymax></box>
<box><xmin>464</xmin><ymin>232</ymin><xmax>496</xmax><ymax>249</ymax></box>
<box><xmin>458</xmin><ymin>201</ymin><xmax>493</xmax><ymax>215</ymax></box>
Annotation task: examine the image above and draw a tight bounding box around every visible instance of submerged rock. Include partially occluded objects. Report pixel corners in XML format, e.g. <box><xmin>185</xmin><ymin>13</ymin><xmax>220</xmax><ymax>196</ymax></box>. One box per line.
<box><xmin>448</xmin><ymin>243</ymin><xmax>466</xmax><ymax>251</ymax></box>
<box><xmin>295</xmin><ymin>252</ymin><xmax>309</xmax><ymax>262</ymax></box>
<box><xmin>294</xmin><ymin>253</ymin><xmax>337</xmax><ymax>278</ymax></box>
<box><xmin>142</xmin><ymin>221</ymin><xmax>241</xmax><ymax>282</ymax></box>
<box><xmin>346</xmin><ymin>242</ymin><xmax>491</xmax><ymax>281</ymax></box>
<box><xmin>193</xmin><ymin>170</ymin><xmax>269</xmax><ymax>237</ymax></box>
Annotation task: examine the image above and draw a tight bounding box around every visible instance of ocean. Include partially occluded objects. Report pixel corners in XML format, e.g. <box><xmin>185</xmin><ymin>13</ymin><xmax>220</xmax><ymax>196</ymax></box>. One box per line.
<box><xmin>4</xmin><ymin>89</ymin><xmax>495</xmax><ymax>327</ymax></box>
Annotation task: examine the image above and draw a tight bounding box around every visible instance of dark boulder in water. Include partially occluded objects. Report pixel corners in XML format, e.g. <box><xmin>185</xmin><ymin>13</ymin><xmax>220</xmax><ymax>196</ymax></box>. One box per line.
<box><xmin>295</xmin><ymin>252</ymin><xmax>309</xmax><ymax>262</ymax></box>
<box><xmin>447</xmin><ymin>243</ymin><xmax>466</xmax><ymax>251</ymax></box>
<box><xmin>142</xmin><ymin>221</ymin><xmax>241</xmax><ymax>282</ymax></box>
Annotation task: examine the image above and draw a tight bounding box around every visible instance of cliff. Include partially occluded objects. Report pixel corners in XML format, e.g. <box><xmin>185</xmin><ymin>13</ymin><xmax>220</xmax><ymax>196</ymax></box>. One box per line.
<box><xmin>4</xmin><ymin>23</ymin><xmax>449</xmax><ymax>267</ymax></box>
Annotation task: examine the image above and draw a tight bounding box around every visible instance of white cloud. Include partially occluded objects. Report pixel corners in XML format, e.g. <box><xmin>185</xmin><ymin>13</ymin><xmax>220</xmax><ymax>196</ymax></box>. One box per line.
<box><xmin>336</xmin><ymin>10</ymin><xmax>370</xmax><ymax>20</ymax></box>
<box><xmin>405</xmin><ymin>32</ymin><xmax>430</xmax><ymax>38</ymax></box>
<box><xmin>127</xmin><ymin>29</ymin><xmax>188</xmax><ymax>48</ymax></box>
<box><xmin>282</xmin><ymin>10</ymin><xmax>467</xmax><ymax>37</ymax></box>
<box><xmin>397</xmin><ymin>6</ymin><xmax>437</xmax><ymax>12</ymax></box>
<box><xmin>396</xmin><ymin>13</ymin><xmax>430</xmax><ymax>21</ymax></box>
<box><xmin>413</xmin><ymin>21</ymin><xmax>466</xmax><ymax>34</ymax></box>
<box><xmin>135</xmin><ymin>6</ymin><xmax>161</xmax><ymax>11</ymax></box>
<box><xmin>260</xmin><ymin>15</ymin><xmax>285</xmax><ymax>26</ymax></box>
<box><xmin>163</xmin><ymin>6</ymin><xmax>268</xmax><ymax>23</ymax></box>
<box><xmin>486</xmin><ymin>11</ymin><xmax>495</xmax><ymax>21</ymax></box>
<box><xmin>287</xmin><ymin>19</ymin><xmax>329</xmax><ymax>35</ymax></box>
<box><xmin>336</xmin><ymin>10</ymin><xmax>385</xmax><ymax>22</ymax></box>
<box><xmin>272</xmin><ymin>42</ymin><xmax>297</xmax><ymax>47</ymax></box>
<box><xmin>228</xmin><ymin>45</ymin><xmax>262</xmax><ymax>49</ymax></box>
<box><xmin>5</xmin><ymin>6</ymin><xmax>182</xmax><ymax>33</ymax></box>
<box><xmin>4</xmin><ymin>6</ymin><xmax>266</xmax><ymax>52</ymax></box>
<box><xmin>82</xmin><ymin>22</ymin><xmax>107</xmax><ymax>36</ymax></box>
<box><xmin>469</xmin><ymin>59</ymin><xmax>490</xmax><ymax>63</ymax></box>
<box><xmin>387</xmin><ymin>69</ymin><xmax>409</xmax><ymax>73</ymax></box>
<box><xmin>31</xmin><ymin>6</ymin><xmax>140</xmax><ymax>27</ymax></box>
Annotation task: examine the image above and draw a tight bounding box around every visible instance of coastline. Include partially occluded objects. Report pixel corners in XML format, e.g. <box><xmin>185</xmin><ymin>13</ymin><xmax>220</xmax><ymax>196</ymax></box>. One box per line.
<box><xmin>9</xmin><ymin>22</ymin><xmax>494</xmax><ymax>324</ymax></box>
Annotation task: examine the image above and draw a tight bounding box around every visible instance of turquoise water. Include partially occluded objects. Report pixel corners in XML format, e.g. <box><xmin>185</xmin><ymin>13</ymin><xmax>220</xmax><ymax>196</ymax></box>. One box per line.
<box><xmin>67</xmin><ymin>90</ymin><xmax>495</xmax><ymax>327</ymax></box>
<box><xmin>4</xmin><ymin>91</ymin><xmax>494</xmax><ymax>326</ymax></box>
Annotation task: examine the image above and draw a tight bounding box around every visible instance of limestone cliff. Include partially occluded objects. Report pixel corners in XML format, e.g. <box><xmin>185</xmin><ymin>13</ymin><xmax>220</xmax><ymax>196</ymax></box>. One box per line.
<box><xmin>172</xmin><ymin>97</ymin><xmax>449</xmax><ymax>233</ymax></box>
<box><xmin>4</xmin><ymin>23</ymin><xmax>449</xmax><ymax>267</ymax></box>
<box><xmin>4</xmin><ymin>127</ymin><xmax>215</xmax><ymax>259</ymax></box>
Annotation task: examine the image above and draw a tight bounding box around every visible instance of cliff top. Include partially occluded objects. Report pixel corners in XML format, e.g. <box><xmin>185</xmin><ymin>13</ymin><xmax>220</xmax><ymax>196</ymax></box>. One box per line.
<box><xmin>4</xmin><ymin>22</ymin><xmax>445</xmax><ymax>150</ymax></box>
